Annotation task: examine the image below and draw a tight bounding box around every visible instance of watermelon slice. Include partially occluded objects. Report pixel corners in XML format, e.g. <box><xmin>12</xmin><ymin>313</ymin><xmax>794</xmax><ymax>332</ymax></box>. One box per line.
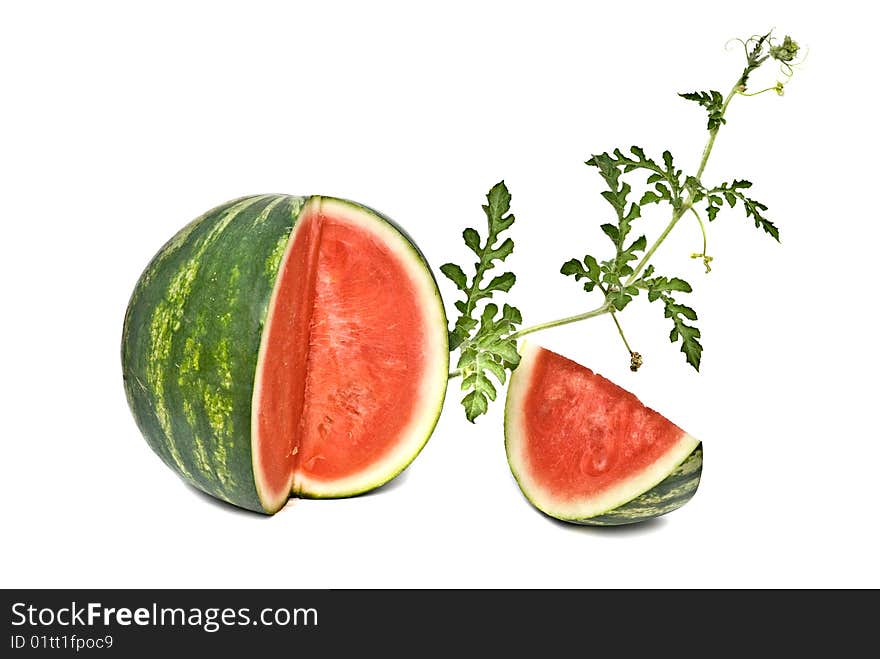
<box><xmin>122</xmin><ymin>195</ymin><xmax>448</xmax><ymax>514</ymax></box>
<box><xmin>505</xmin><ymin>343</ymin><xmax>702</xmax><ymax>525</ymax></box>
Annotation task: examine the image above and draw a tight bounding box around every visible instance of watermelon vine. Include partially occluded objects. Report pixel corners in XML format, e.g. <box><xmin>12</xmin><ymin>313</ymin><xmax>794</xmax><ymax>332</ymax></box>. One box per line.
<box><xmin>443</xmin><ymin>31</ymin><xmax>803</xmax><ymax>421</ymax></box>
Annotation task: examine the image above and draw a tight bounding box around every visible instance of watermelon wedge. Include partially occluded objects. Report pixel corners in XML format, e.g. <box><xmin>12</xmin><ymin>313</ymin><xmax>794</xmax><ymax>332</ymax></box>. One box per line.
<box><xmin>122</xmin><ymin>195</ymin><xmax>448</xmax><ymax>514</ymax></box>
<box><xmin>505</xmin><ymin>343</ymin><xmax>702</xmax><ymax>525</ymax></box>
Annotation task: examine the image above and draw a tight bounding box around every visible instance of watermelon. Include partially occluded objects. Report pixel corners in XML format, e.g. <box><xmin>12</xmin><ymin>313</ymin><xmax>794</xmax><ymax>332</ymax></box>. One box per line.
<box><xmin>505</xmin><ymin>343</ymin><xmax>702</xmax><ymax>525</ymax></box>
<box><xmin>122</xmin><ymin>194</ymin><xmax>448</xmax><ymax>514</ymax></box>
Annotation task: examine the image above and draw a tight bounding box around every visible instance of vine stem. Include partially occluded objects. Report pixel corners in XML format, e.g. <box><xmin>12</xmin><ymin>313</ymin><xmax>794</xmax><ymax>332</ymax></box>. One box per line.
<box><xmin>623</xmin><ymin>204</ymin><xmax>688</xmax><ymax>288</ymax></box>
<box><xmin>507</xmin><ymin>304</ymin><xmax>611</xmax><ymax>340</ymax></box>
<box><xmin>695</xmin><ymin>83</ymin><xmax>739</xmax><ymax>181</ymax></box>
<box><xmin>507</xmin><ymin>79</ymin><xmax>742</xmax><ymax>341</ymax></box>
<box><xmin>690</xmin><ymin>206</ymin><xmax>708</xmax><ymax>257</ymax></box>
<box><xmin>610</xmin><ymin>312</ymin><xmax>633</xmax><ymax>354</ymax></box>
<box><xmin>623</xmin><ymin>81</ymin><xmax>739</xmax><ymax>287</ymax></box>
<box><xmin>599</xmin><ymin>281</ymin><xmax>634</xmax><ymax>356</ymax></box>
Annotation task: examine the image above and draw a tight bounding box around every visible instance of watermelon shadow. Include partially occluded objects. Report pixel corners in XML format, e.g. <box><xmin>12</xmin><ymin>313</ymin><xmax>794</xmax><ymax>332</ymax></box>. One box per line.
<box><xmin>183</xmin><ymin>483</ymin><xmax>275</xmax><ymax>518</ymax></box>
<box><xmin>542</xmin><ymin>513</ymin><xmax>668</xmax><ymax>535</ymax></box>
<box><xmin>183</xmin><ymin>469</ymin><xmax>411</xmax><ymax>515</ymax></box>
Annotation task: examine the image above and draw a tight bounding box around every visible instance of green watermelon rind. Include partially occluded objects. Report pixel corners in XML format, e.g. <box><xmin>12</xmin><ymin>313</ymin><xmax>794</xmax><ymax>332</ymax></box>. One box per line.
<box><xmin>574</xmin><ymin>445</ymin><xmax>702</xmax><ymax>526</ymax></box>
<box><xmin>122</xmin><ymin>194</ymin><xmax>448</xmax><ymax>514</ymax></box>
<box><xmin>504</xmin><ymin>342</ymin><xmax>702</xmax><ymax>526</ymax></box>
<box><xmin>122</xmin><ymin>194</ymin><xmax>295</xmax><ymax>513</ymax></box>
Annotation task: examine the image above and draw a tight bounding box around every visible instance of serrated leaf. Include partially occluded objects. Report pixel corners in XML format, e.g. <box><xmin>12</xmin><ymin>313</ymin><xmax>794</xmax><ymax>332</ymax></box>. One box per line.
<box><xmin>450</xmin><ymin>315</ymin><xmax>478</xmax><ymax>350</ymax></box>
<box><xmin>462</xmin><ymin>390</ymin><xmax>488</xmax><ymax>423</ymax></box>
<box><xmin>626</xmin><ymin>235</ymin><xmax>647</xmax><ymax>253</ymax></box>
<box><xmin>665</xmin><ymin>301</ymin><xmax>697</xmax><ymax>321</ymax></box>
<box><xmin>485</xmin><ymin>181</ymin><xmax>513</xmax><ymax>231</ymax></box>
<box><xmin>679</xmin><ymin>90</ymin><xmax>727</xmax><ymax>131</ymax></box>
<box><xmin>440</xmin><ymin>263</ymin><xmax>467</xmax><ymax>291</ymax></box>
<box><xmin>488</xmin><ymin>237</ymin><xmax>514</xmax><ymax>262</ymax></box>
<box><xmin>482</xmin><ymin>272</ymin><xmax>516</xmax><ymax>295</ymax></box>
<box><xmin>612</xmin><ymin>292</ymin><xmax>633</xmax><ymax>311</ymax></box>
<box><xmin>491</xmin><ymin>341</ymin><xmax>520</xmax><ymax>364</ymax></box>
<box><xmin>582</xmin><ymin>255</ymin><xmax>600</xmax><ymax>276</ymax></box>
<box><xmin>562</xmin><ymin>254</ymin><xmax>602</xmax><ymax>293</ymax></box>
<box><xmin>640</xmin><ymin>190</ymin><xmax>661</xmax><ymax>205</ymax></box>
<box><xmin>445</xmin><ymin>181</ymin><xmax>519</xmax><ymax>353</ymax></box>
<box><xmin>460</xmin><ymin>373</ymin><xmax>477</xmax><ymax>389</ymax></box>
<box><xmin>501</xmin><ymin>303</ymin><xmax>522</xmax><ymax>324</ymax></box>
<box><xmin>561</xmin><ymin>259</ymin><xmax>588</xmax><ymax>277</ymax></box>
<box><xmin>463</xmin><ymin>227</ymin><xmax>481</xmax><ymax>254</ymax></box>
<box><xmin>664</xmin><ymin>277</ymin><xmax>692</xmax><ymax>293</ymax></box>
<box><xmin>704</xmin><ymin>179</ymin><xmax>780</xmax><ymax>241</ymax></box>
<box><xmin>673</xmin><ymin>323</ymin><xmax>703</xmax><ymax>371</ymax></box>
<box><xmin>473</xmin><ymin>372</ymin><xmax>497</xmax><ymax>401</ymax></box>
<box><xmin>482</xmin><ymin>358</ymin><xmax>508</xmax><ymax>384</ymax></box>
<box><xmin>638</xmin><ymin>272</ymin><xmax>702</xmax><ymax>370</ymax></box>
<box><xmin>601</xmin><ymin>223</ymin><xmax>619</xmax><ymax>243</ymax></box>
<box><xmin>453</xmin><ymin>300</ymin><xmax>522</xmax><ymax>421</ymax></box>
<box><xmin>479</xmin><ymin>302</ymin><xmax>499</xmax><ymax>325</ymax></box>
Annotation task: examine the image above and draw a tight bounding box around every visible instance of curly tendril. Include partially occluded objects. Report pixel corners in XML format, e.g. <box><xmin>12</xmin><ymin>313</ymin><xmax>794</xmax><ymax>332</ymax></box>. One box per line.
<box><xmin>727</xmin><ymin>31</ymin><xmax>804</xmax><ymax>95</ymax></box>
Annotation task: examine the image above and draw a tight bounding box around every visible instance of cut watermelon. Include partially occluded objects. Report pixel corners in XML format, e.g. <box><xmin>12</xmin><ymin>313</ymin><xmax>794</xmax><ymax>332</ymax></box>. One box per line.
<box><xmin>122</xmin><ymin>195</ymin><xmax>448</xmax><ymax>514</ymax></box>
<box><xmin>505</xmin><ymin>343</ymin><xmax>702</xmax><ymax>525</ymax></box>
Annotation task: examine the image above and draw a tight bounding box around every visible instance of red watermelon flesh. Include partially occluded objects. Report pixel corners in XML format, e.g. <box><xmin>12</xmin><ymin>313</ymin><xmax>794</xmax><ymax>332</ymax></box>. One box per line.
<box><xmin>252</xmin><ymin>198</ymin><xmax>447</xmax><ymax>510</ymax></box>
<box><xmin>505</xmin><ymin>343</ymin><xmax>701</xmax><ymax>523</ymax></box>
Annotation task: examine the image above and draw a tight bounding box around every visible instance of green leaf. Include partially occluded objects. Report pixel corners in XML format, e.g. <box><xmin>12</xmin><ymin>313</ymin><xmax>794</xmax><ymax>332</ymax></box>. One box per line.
<box><xmin>600</xmin><ymin>223</ymin><xmax>619</xmax><ymax>243</ymax></box>
<box><xmin>486</xmin><ymin>181</ymin><xmax>514</xmax><ymax>231</ymax></box>
<box><xmin>462</xmin><ymin>390</ymin><xmax>489</xmax><ymax>423</ymax></box>
<box><xmin>483</xmin><ymin>271</ymin><xmax>516</xmax><ymax>295</ymax></box>
<box><xmin>440</xmin><ymin>263</ymin><xmax>467</xmax><ymax>291</ymax></box>
<box><xmin>611</xmin><ymin>291</ymin><xmax>633</xmax><ymax>311</ymax></box>
<box><xmin>679</xmin><ymin>90</ymin><xmax>727</xmax><ymax>131</ymax></box>
<box><xmin>638</xmin><ymin>272</ymin><xmax>702</xmax><ymax>370</ymax></box>
<box><xmin>444</xmin><ymin>181</ymin><xmax>518</xmax><ymax>348</ymax></box>
<box><xmin>739</xmin><ymin>32</ymin><xmax>773</xmax><ymax>89</ymax></box>
<box><xmin>561</xmin><ymin>254</ymin><xmax>601</xmax><ymax>292</ymax></box>
<box><xmin>455</xmin><ymin>302</ymin><xmax>523</xmax><ymax>422</ymax></box>
<box><xmin>671</xmin><ymin>321</ymin><xmax>703</xmax><ymax>371</ymax></box>
<box><xmin>561</xmin><ymin>259</ymin><xmax>588</xmax><ymax>277</ymax></box>
<box><xmin>589</xmin><ymin>146</ymin><xmax>682</xmax><ymax>212</ymax></box>
<box><xmin>488</xmin><ymin>237</ymin><xmax>514</xmax><ymax>261</ymax></box>
<box><xmin>626</xmin><ymin>235</ymin><xmax>647</xmax><ymax>253</ymax></box>
<box><xmin>640</xmin><ymin>190</ymin><xmax>663</xmax><ymax>205</ymax></box>
<box><xmin>703</xmin><ymin>179</ymin><xmax>780</xmax><ymax>241</ymax></box>
<box><xmin>463</xmin><ymin>228</ymin><xmax>481</xmax><ymax>254</ymax></box>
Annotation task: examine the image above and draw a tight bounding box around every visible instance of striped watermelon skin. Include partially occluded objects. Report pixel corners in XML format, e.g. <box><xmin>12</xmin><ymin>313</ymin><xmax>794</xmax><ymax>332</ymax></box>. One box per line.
<box><xmin>573</xmin><ymin>445</ymin><xmax>702</xmax><ymax>526</ymax></box>
<box><xmin>122</xmin><ymin>194</ymin><xmax>306</xmax><ymax>511</ymax></box>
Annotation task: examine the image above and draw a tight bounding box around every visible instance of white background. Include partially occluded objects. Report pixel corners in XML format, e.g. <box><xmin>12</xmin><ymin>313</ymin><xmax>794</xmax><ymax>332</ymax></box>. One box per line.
<box><xmin>2</xmin><ymin>1</ymin><xmax>877</xmax><ymax>588</ymax></box>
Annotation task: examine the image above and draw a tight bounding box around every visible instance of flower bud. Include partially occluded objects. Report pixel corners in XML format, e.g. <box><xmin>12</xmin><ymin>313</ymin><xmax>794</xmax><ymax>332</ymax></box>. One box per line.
<box><xmin>770</xmin><ymin>35</ymin><xmax>799</xmax><ymax>63</ymax></box>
